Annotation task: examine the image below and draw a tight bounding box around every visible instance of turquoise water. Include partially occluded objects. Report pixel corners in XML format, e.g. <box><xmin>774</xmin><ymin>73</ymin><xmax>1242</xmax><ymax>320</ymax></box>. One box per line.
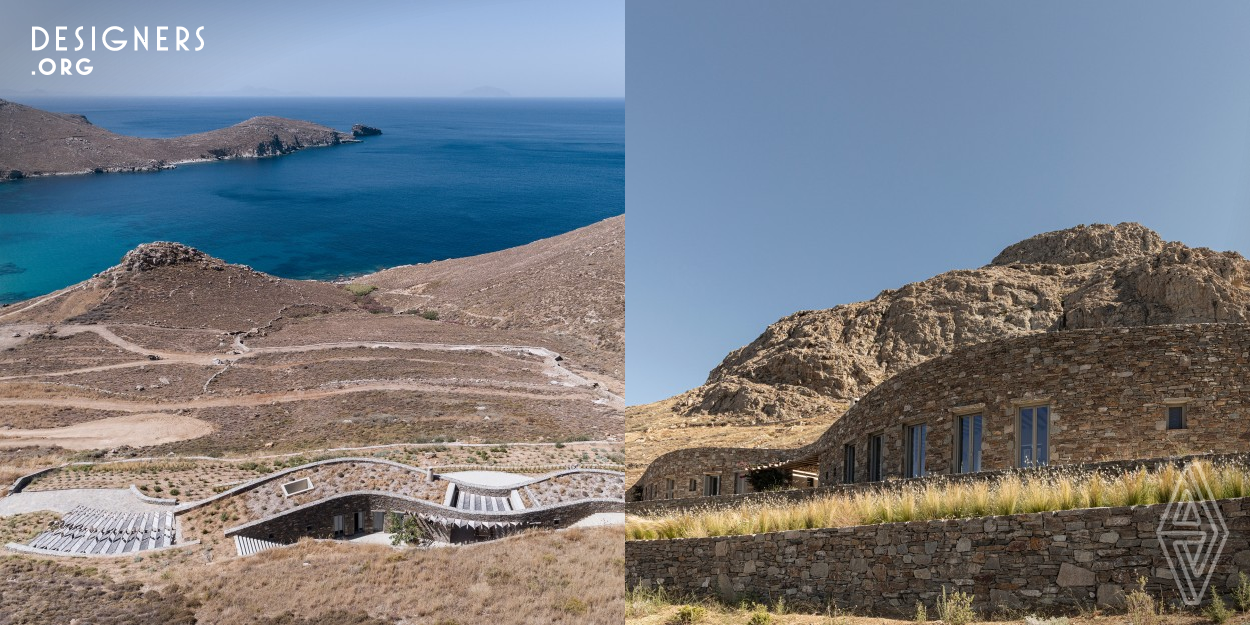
<box><xmin>0</xmin><ymin>97</ymin><xmax>624</xmax><ymax>304</ymax></box>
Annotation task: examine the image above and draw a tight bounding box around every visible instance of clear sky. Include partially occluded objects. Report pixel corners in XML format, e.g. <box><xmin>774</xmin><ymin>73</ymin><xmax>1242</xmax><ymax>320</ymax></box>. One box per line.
<box><xmin>627</xmin><ymin>1</ymin><xmax>1250</xmax><ymax>405</ymax></box>
<box><xmin>0</xmin><ymin>0</ymin><xmax>623</xmax><ymax>97</ymax></box>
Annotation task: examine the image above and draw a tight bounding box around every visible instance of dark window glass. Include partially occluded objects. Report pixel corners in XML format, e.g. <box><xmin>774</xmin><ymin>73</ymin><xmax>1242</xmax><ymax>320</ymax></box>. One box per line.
<box><xmin>843</xmin><ymin>444</ymin><xmax>856</xmax><ymax>484</ymax></box>
<box><xmin>905</xmin><ymin>423</ymin><xmax>927</xmax><ymax>478</ymax></box>
<box><xmin>957</xmin><ymin>414</ymin><xmax>983</xmax><ymax>473</ymax></box>
<box><xmin>868</xmin><ymin>434</ymin><xmax>884</xmax><ymax>482</ymax></box>
<box><xmin>1168</xmin><ymin>406</ymin><xmax>1186</xmax><ymax>430</ymax></box>
<box><xmin>703</xmin><ymin>474</ymin><xmax>720</xmax><ymax>496</ymax></box>
<box><xmin>1019</xmin><ymin>406</ymin><xmax>1049</xmax><ymax>467</ymax></box>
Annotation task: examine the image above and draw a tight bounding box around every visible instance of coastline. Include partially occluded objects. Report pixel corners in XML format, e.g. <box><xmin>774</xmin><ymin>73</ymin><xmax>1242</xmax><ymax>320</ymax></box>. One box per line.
<box><xmin>2</xmin><ymin>141</ymin><xmax>362</xmax><ymax>183</ymax></box>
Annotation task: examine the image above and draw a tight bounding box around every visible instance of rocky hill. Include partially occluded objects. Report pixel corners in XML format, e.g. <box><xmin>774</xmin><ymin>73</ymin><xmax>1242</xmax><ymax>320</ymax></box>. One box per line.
<box><xmin>0</xmin><ymin>99</ymin><xmax>359</xmax><ymax>180</ymax></box>
<box><xmin>669</xmin><ymin>223</ymin><xmax>1250</xmax><ymax>421</ymax></box>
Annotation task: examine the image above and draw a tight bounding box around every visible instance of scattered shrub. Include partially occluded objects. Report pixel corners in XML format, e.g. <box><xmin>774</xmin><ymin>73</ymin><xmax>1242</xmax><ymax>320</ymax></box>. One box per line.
<box><xmin>936</xmin><ymin>588</ymin><xmax>975</xmax><ymax>625</ymax></box>
<box><xmin>1206</xmin><ymin>594</ymin><xmax>1232</xmax><ymax>624</ymax></box>
<box><xmin>746</xmin><ymin>609</ymin><xmax>773</xmax><ymax>625</ymax></box>
<box><xmin>421</xmin><ymin>310</ymin><xmax>439</xmax><ymax>320</ymax></box>
<box><xmin>1125</xmin><ymin>577</ymin><xmax>1160</xmax><ymax>625</ymax></box>
<box><xmin>558</xmin><ymin>597</ymin><xmax>588</xmax><ymax>615</ymax></box>
<box><xmin>914</xmin><ymin>601</ymin><xmax>928</xmax><ymax>622</ymax></box>
<box><xmin>1233</xmin><ymin>572</ymin><xmax>1250</xmax><ymax>612</ymax></box>
<box><xmin>666</xmin><ymin>604</ymin><xmax>706</xmax><ymax>624</ymax></box>
<box><xmin>344</xmin><ymin>284</ymin><xmax>377</xmax><ymax>297</ymax></box>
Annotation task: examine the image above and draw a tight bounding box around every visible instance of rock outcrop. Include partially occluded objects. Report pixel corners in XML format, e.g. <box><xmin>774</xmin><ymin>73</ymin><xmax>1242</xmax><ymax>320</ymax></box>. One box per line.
<box><xmin>676</xmin><ymin>223</ymin><xmax>1250</xmax><ymax>421</ymax></box>
<box><xmin>0</xmin><ymin>99</ymin><xmax>368</xmax><ymax>180</ymax></box>
<box><xmin>116</xmin><ymin>242</ymin><xmax>222</xmax><ymax>273</ymax></box>
<box><xmin>351</xmin><ymin>124</ymin><xmax>382</xmax><ymax>137</ymax></box>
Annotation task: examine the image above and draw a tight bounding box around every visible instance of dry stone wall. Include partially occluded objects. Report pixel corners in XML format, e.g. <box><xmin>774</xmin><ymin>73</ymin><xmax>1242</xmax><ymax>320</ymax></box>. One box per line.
<box><xmin>627</xmin><ymin>496</ymin><xmax>1250</xmax><ymax>615</ymax></box>
<box><xmin>228</xmin><ymin>492</ymin><xmax>619</xmax><ymax>544</ymax></box>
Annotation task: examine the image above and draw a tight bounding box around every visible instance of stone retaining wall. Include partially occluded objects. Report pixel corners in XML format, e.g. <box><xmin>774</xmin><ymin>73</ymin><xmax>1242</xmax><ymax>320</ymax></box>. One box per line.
<box><xmin>129</xmin><ymin>484</ymin><xmax>178</xmax><ymax>505</ymax></box>
<box><xmin>627</xmin><ymin>497</ymin><xmax>1250</xmax><ymax>615</ymax></box>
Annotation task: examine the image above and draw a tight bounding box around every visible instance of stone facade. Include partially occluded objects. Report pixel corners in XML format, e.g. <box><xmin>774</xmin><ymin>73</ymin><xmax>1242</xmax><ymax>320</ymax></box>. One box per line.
<box><xmin>634</xmin><ymin>324</ymin><xmax>1250</xmax><ymax>501</ymax></box>
<box><xmin>174</xmin><ymin>458</ymin><xmax>625</xmax><ymax>547</ymax></box>
<box><xmin>628</xmin><ymin>496</ymin><xmax>1250</xmax><ymax>614</ymax></box>
<box><xmin>227</xmin><ymin>492</ymin><xmax>619</xmax><ymax>544</ymax></box>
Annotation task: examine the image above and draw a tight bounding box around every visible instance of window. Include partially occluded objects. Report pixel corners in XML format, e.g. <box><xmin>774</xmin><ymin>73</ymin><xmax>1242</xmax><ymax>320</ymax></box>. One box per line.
<box><xmin>280</xmin><ymin>477</ymin><xmax>314</xmax><ymax>497</ymax></box>
<box><xmin>703</xmin><ymin>474</ymin><xmax>721</xmax><ymax>496</ymax></box>
<box><xmin>956</xmin><ymin>414</ymin><xmax>983</xmax><ymax>474</ymax></box>
<box><xmin>734</xmin><ymin>472</ymin><xmax>747</xmax><ymax>495</ymax></box>
<box><xmin>843</xmin><ymin>444</ymin><xmax>856</xmax><ymax>484</ymax></box>
<box><xmin>868</xmin><ymin>433</ymin><xmax>884</xmax><ymax>482</ymax></box>
<box><xmin>1018</xmin><ymin>405</ymin><xmax>1050</xmax><ymax>467</ymax></box>
<box><xmin>689</xmin><ymin>478</ymin><xmax>698</xmax><ymax>492</ymax></box>
<box><xmin>665</xmin><ymin>478</ymin><xmax>675</xmax><ymax>499</ymax></box>
<box><xmin>1167</xmin><ymin>405</ymin><xmax>1186</xmax><ymax>430</ymax></box>
<box><xmin>904</xmin><ymin>423</ymin><xmax>927</xmax><ymax>478</ymax></box>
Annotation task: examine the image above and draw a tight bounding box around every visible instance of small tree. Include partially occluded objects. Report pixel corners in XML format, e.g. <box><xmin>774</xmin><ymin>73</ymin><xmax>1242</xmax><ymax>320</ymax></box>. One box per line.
<box><xmin>747</xmin><ymin>468</ymin><xmax>791</xmax><ymax>492</ymax></box>
<box><xmin>388</xmin><ymin>513</ymin><xmax>426</xmax><ymax>546</ymax></box>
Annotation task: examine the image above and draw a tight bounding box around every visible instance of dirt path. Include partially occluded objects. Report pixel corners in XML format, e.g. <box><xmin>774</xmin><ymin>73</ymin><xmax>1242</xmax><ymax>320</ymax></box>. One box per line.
<box><xmin>0</xmin><ymin>379</ymin><xmax>588</xmax><ymax>413</ymax></box>
<box><xmin>0</xmin><ymin>412</ymin><xmax>214</xmax><ymax>450</ymax></box>
<box><xmin>1</xmin><ymin>324</ymin><xmax>625</xmax><ymax>408</ymax></box>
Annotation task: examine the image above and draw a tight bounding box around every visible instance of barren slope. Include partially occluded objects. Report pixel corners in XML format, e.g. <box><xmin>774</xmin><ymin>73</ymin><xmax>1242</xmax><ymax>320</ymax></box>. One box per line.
<box><xmin>356</xmin><ymin>215</ymin><xmax>624</xmax><ymax>379</ymax></box>
<box><xmin>0</xmin><ymin>226</ymin><xmax>624</xmax><ymax>457</ymax></box>
<box><xmin>0</xmin><ymin>99</ymin><xmax>356</xmax><ymax>180</ymax></box>
<box><xmin>630</xmin><ymin>223</ymin><xmax>1250</xmax><ymax>474</ymax></box>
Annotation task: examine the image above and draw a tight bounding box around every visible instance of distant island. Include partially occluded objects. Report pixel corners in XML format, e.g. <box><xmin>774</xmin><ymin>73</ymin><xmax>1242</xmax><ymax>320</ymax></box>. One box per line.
<box><xmin>0</xmin><ymin>99</ymin><xmax>373</xmax><ymax>181</ymax></box>
<box><xmin>460</xmin><ymin>86</ymin><xmax>511</xmax><ymax>97</ymax></box>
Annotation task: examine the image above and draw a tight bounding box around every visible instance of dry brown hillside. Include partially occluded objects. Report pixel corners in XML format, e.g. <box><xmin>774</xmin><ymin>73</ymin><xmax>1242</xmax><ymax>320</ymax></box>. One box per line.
<box><xmin>0</xmin><ymin>222</ymin><xmax>623</xmax><ymax>458</ymax></box>
<box><xmin>356</xmin><ymin>215</ymin><xmax>624</xmax><ymax>381</ymax></box>
<box><xmin>628</xmin><ymin>223</ymin><xmax>1250</xmax><ymax>478</ymax></box>
<box><xmin>0</xmin><ymin>99</ymin><xmax>355</xmax><ymax>180</ymax></box>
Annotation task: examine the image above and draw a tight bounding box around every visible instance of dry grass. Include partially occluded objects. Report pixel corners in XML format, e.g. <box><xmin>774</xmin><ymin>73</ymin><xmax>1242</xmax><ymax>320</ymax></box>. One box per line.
<box><xmin>168</xmin><ymin>526</ymin><xmax>624</xmax><ymax>624</ymax></box>
<box><xmin>627</xmin><ymin>602</ymin><xmax>1248</xmax><ymax>625</ymax></box>
<box><xmin>0</xmin><ymin>527</ymin><xmax>623</xmax><ymax>624</ymax></box>
<box><xmin>0</xmin><ymin>511</ymin><xmax>59</xmax><ymax>544</ymax></box>
<box><xmin>628</xmin><ymin>461</ymin><xmax>1250</xmax><ymax>540</ymax></box>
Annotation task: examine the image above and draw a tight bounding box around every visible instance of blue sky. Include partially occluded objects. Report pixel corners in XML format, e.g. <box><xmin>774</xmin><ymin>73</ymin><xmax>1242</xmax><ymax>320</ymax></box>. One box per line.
<box><xmin>0</xmin><ymin>0</ymin><xmax>623</xmax><ymax>96</ymax></box>
<box><xmin>627</xmin><ymin>1</ymin><xmax>1250</xmax><ymax>405</ymax></box>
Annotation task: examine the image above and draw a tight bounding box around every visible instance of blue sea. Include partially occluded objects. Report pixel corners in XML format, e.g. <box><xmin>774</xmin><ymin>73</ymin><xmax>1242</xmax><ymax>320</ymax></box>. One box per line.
<box><xmin>0</xmin><ymin>97</ymin><xmax>624</xmax><ymax>304</ymax></box>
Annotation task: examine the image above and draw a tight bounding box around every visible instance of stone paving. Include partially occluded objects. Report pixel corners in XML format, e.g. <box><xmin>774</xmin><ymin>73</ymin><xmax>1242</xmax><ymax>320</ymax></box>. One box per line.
<box><xmin>0</xmin><ymin>489</ymin><xmax>170</xmax><ymax>517</ymax></box>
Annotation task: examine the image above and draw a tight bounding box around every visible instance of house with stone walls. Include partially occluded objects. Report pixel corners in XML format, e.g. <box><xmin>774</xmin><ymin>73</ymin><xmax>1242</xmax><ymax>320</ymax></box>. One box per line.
<box><xmin>631</xmin><ymin>323</ymin><xmax>1250</xmax><ymax>504</ymax></box>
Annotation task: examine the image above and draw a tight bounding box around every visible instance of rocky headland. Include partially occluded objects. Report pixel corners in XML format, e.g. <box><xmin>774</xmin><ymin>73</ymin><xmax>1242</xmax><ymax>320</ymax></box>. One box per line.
<box><xmin>0</xmin><ymin>99</ymin><xmax>373</xmax><ymax>181</ymax></box>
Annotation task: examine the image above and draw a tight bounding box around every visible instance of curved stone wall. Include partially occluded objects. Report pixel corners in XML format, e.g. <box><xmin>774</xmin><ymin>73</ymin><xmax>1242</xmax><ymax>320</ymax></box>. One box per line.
<box><xmin>176</xmin><ymin>457</ymin><xmax>624</xmax><ymax>545</ymax></box>
<box><xmin>634</xmin><ymin>323</ymin><xmax>1250</xmax><ymax>502</ymax></box>
<box><xmin>225</xmin><ymin>492</ymin><xmax>620</xmax><ymax>545</ymax></box>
